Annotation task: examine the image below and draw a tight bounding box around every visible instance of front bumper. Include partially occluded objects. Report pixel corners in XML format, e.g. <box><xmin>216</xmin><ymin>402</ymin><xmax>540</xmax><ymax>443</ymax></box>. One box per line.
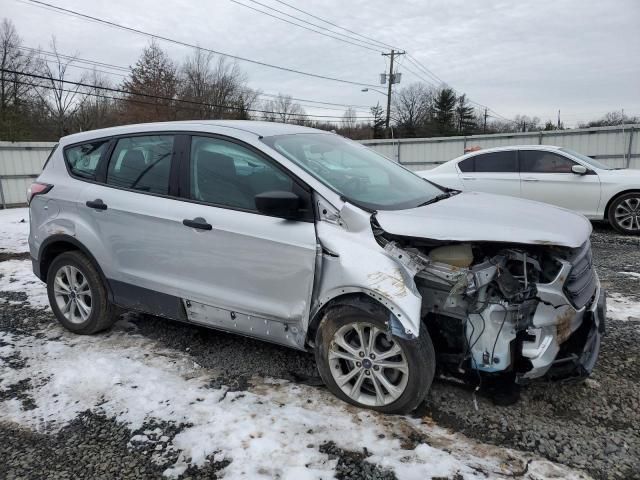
<box><xmin>517</xmin><ymin>261</ymin><xmax>605</xmax><ymax>383</ymax></box>
<box><xmin>543</xmin><ymin>287</ymin><xmax>605</xmax><ymax>381</ymax></box>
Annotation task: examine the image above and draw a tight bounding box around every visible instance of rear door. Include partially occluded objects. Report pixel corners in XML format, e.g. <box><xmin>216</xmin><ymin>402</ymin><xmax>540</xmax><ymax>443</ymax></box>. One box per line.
<box><xmin>76</xmin><ymin>133</ymin><xmax>191</xmax><ymax>313</ymax></box>
<box><xmin>519</xmin><ymin>149</ymin><xmax>601</xmax><ymax>216</ymax></box>
<box><xmin>457</xmin><ymin>151</ymin><xmax>520</xmax><ymax>197</ymax></box>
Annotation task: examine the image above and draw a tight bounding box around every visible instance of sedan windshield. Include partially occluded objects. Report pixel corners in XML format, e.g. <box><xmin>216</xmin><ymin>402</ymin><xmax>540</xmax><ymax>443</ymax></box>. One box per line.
<box><xmin>261</xmin><ymin>133</ymin><xmax>445</xmax><ymax>210</ymax></box>
<box><xmin>560</xmin><ymin>148</ymin><xmax>614</xmax><ymax>170</ymax></box>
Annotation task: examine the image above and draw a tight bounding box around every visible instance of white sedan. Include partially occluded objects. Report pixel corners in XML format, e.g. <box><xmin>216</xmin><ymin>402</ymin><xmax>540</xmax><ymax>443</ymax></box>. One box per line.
<box><xmin>417</xmin><ymin>145</ymin><xmax>640</xmax><ymax>234</ymax></box>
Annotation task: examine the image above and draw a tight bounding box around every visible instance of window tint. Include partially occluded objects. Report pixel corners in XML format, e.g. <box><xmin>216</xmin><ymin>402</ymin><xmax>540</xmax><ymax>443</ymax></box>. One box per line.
<box><xmin>190</xmin><ymin>136</ymin><xmax>295</xmax><ymax>212</ymax></box>
<box><xmin>65</xmin><ymin>140</ymin><xmax>109</xmax><ymax>178</ymax></box>
<box><xmin>474</xmin><ymin>151</ymin><xmax>517</xmax><ymax>172</ymax></box>
<box><xmin>458</xmin><ymin>157</ymin><xmax>475</xmax><ymax>172</ymax></box>
<box><xmin>106</xmin><ymin>136</ymin><xmax>174</xmax><ymax>194</ymax></box>
<box><xmin>520</xmin><ymin>150</ymin><xmax>575</xmax><ymax>173</ymax></box>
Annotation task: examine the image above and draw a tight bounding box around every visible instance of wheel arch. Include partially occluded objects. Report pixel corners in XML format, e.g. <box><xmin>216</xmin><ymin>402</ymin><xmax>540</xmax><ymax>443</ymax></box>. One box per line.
<box><xmin>603</xmin><ymin>188</ymin><xmax>640</xmax><ymax>220</ymax></box>
<box><xmin>306</xmin><ymin>290</ymin><xmax>415</xmax><ymax>349</ymax></box>
<box><xmin>37</xmin><ymin>234</ymin><xmax>114</xmax><ymax>302</ymax></box>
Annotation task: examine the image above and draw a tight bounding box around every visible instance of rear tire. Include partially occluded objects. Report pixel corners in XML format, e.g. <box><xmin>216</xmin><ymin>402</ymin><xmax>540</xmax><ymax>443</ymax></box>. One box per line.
<box><xmin>47</xmin><ymin>251</ymin><xmax>117</xmax><ymax>334</ymax></box>
<box><xmin>315</xmin><ymin>301</ymin><xmax>435</xmax><ymax>414</ymax></box>
<box><xmin>607</xmin><ymin>192</ymin><xmax>640</xmax><ymax>234</ymax></box>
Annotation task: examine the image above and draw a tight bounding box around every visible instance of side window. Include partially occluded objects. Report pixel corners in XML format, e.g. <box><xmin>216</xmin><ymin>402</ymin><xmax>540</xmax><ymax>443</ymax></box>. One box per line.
<box><xmin>474</xmin><ymin>151</ymin><xmax>517</xmax><ymax>172</ymax></box>
<box><xmin>458</xmin><ymin>157</ymin><xmax>475</xmax><ymax>172</ymax></box>
<box><xmin>65</xmin><ymin>140</ymin><xmax>109</xmax><ymax>178</ymax></box>
<box><xmin>190</xmin><ymin>136</ymin><xmax>295</xmax><ymax>212</ymax></box>
<box><xmin>520</xmin><ymin>151</ymin><xmax>575</xmax><ymax>173</ymax></box>
<box><xmin>106</xmin><ymin>135</ymin><xmax>174</xmax><ymax>194</ymax></box>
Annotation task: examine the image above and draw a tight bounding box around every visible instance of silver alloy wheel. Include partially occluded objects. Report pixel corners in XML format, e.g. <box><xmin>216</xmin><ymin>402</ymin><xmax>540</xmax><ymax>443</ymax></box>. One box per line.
<box><xmin>53</xmin><ymin>265</ymin><xmax>92</xmax><ymax>324</ymax></box>
<box><xmin>614</xmin><ymin>196</ymin><xmax>640</xmax><ymax>232</ymax></box>
<box><xmin>328</xmin><ymin>322</ymin><xmax>409</xmax><ymax>407</ymax></box>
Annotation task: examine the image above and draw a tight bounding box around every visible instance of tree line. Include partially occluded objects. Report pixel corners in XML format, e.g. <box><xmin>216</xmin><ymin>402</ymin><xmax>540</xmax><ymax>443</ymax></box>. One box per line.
<box><xmin>1</xmin><ymin>18</ymin><xmax>637</xmax><ymax>142</ymax></box>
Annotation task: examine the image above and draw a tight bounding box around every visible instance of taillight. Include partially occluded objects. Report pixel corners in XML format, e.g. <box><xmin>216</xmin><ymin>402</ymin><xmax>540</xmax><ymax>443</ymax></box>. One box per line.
<box><xmin>27</xmin><ymin>182</ymin><xmax>53</xmax><ymax>205</ymax></box>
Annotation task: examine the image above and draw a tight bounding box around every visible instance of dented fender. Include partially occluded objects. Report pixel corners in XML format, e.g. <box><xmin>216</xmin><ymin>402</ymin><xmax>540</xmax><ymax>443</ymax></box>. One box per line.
<box><xmin>310</xmin><ymin>202</ymin><xmax>423</xmax><ymax>339</ymax></box>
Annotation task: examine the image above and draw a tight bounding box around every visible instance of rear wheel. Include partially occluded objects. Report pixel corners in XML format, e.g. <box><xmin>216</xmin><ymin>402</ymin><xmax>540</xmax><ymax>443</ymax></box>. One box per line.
<box><xmin>315</xmin><ymin>302</ymin><xmax>435</xmax><ymax>414</ymax></box>
<box><xmin>608</xmin><ymin>192</ymin><xmax>640</xmax><ymax>234</ymax></box>
<box><xmin>47</xmin><ymin>251</ymin><xmax>117</xmax><ymax>334</ymax></box>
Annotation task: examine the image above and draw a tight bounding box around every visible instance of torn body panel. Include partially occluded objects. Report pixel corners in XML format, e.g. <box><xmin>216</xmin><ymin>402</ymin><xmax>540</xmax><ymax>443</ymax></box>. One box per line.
<box><xmin>311</xmin><ymin>201</ymin><xmax>423</xmax><ymax>340</ymax></box>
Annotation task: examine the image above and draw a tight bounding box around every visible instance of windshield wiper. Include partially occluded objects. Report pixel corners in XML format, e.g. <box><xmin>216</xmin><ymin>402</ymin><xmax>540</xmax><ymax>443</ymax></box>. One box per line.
<box><xmin>416</xmin><ymin>192</ymin><xmax>454</xmax><ymax>207</ymax></box>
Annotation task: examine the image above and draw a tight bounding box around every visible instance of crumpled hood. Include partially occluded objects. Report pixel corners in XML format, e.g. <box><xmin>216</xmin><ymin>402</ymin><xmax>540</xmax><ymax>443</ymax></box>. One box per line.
<box><xmin>375</xmin><ymin>191</ymin><xmax>591</xmax><ymax>248</ymax></box>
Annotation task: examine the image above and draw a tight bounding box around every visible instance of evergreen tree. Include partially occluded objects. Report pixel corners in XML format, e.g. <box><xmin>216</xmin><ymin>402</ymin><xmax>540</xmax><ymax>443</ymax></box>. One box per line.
<box><xmin>370</xmin><ymin>102</ymin><xmax>385</xmax><ymax>139</ymax></box>
<box><xmin>434</xmin><ymin>87</ymin><xmax>456</xmax><ymax>135</ymax></box>
<box><xmin>123</xmin><ymin>40</ymin><xmax>178</xmax><ymax>123</ymax></box>
<box><xmin>455</xmin><ymin>94</ymin><xmax>476</xmax><ymax>133</ymax></box>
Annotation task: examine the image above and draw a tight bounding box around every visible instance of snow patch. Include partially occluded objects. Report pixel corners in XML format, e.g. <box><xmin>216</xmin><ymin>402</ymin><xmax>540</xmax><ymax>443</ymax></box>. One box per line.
<box><xmin>0</xmin><ymin>322</ymin><xmax>590</xmax><ymax>479</ymax></box>
<box><xmin>618</xmin><ymin>271</ymin><xmax>640</xmax><ymax>280</ymax></box>
<box><xmin>607</xmin><ymin>292</ymin><xmax>640</xmax><ymax>321</ymax></box>
<box><xmin>0</xmin><ymin>207</ymin><xmax>30</xmax><ymax>254</ymax></box>
<box><xmin>0</xmin><ymin>259</ymin><xmax>49</xmax><ymax>308</ymax></box>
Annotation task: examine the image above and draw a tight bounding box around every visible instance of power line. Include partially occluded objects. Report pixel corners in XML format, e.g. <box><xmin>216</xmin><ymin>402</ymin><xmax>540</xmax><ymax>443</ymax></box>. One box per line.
<box><xmin>19</xmin><ymin>45</ymin><xmax>373</xmax><ymax>112</ymax></box>
<box><xmin>19</xmin><ymin>0</ymin><xmax>380</xmax><ymax>88</ymax></box>
<box><xmin>255</xmin><ymin>0</ymin><xmax>517</xmax><ymax>124</ymax></box>
<box><xmin>271</xmin><ymin>0</ymin><xmax>402</xmax><ymax>51</ymax></box>
<box><xmin>1</xmin><ymin>68</ymin><xmax>375</xmax><ymax>120</ymax></box>
<box><xmin>229</xmin><ymin>0</ymin><xmax>383</xmax><ymax>53</ymax></box>
<box><xmin>18</xmin><ymin>0</ymin><xmax>518</xmax><ymax>125</ymax></box>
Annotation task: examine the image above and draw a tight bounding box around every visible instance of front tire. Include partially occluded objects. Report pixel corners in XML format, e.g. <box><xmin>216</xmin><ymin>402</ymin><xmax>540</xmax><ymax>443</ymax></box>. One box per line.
<box><xmin>315</xmin><ymin>301</ymin><xmax>435</xmax><ymax>414</ymax></box>
<box><xmin>608</xmin><ymin>192</ymin><xmax>640</xmax><ymax>234</ymax></box>
<box><xmin>47</xmin><ymin>251</ymin><xmax>117</xmax><ymax>334</ymax></box>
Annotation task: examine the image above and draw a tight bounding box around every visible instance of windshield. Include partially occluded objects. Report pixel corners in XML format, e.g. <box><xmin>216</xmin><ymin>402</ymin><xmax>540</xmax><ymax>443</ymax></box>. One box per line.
<box><xmin>261</xmin><ymin>133</ymin><xmax>445</xmax><ymax>210</ymax></box>
<box><xmin>560</xmin><ymin>148</ymin><xmax>614</xmax><ymax>170</ymax></box>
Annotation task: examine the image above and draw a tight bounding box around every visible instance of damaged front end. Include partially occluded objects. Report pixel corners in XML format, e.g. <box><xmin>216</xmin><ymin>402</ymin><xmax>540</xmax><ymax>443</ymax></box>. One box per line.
<box><xmin>374</xmin><ymin>223</ymin><xmax>606</xmax><ymax>385</ymax></box>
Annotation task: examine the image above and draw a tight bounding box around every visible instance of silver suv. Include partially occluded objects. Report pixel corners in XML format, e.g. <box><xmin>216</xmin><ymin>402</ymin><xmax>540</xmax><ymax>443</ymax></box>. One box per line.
<box><xmin>29</xmin><ymin>121</ymin><xmax>606</xmax><ymax>413</ymax></box>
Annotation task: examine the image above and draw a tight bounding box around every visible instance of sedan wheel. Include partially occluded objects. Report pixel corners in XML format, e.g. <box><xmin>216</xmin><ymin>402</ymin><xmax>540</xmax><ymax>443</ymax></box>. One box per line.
<box><xmin>329</xmin><ymin>323</ymin><xmax>409</xmax><ymax>407</ymax></box>
<box><xmin>609</xmin><ymin>193</ymin><xmax>640</xmax><ymax>234</ymax></box>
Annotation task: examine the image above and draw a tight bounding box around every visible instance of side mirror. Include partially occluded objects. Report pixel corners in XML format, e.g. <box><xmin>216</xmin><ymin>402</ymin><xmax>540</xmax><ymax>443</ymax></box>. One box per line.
<box><xmin>572</xmin><ymin>165</ymin><xmax>588</xmax><ymax>175</ymax></box>
<box><xmin>255</xmin><ymin>191</ymin><xmax>301</xmax><ymax>219</ymax></box>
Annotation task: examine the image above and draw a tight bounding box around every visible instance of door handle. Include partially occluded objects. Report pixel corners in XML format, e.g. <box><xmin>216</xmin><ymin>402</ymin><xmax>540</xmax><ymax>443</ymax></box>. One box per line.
<box><xmin>86</xmin><ymin>199</ymin><xmax>108</xmax><ymax>210</ymax></box>
<box><xmin>182</xmin><ymin>217</ymin><xmax>212</xmax><ymax>230</ymax></box>
<box><xmin>461</xmin><ymin>176</ymin><xmax>476</xmax><ymax>180</ymax></box>
<box><xmin>522</xmin><ymin>178</ymin><xmax>540</xmax><ymax>182</ymax></box>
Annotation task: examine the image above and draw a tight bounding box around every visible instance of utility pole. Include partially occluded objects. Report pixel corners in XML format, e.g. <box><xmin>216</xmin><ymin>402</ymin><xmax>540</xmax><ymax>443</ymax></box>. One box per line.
<box><xmin>381</xmin><ymin>50</ymin><xmax>405</xmax><ymax>133</ymax></box>
<box><xmin>557</xmin><ymin>109</ymin><xmax>561</xmax><ymax>129</ymax></box>
<box><xmin>483</xmin><ymin>108</ymin><xmax>488</xmax><ymax>133</ymax></box>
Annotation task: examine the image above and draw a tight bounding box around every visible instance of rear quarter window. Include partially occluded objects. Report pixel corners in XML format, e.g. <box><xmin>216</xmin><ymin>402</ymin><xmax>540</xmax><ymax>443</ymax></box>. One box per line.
<box><xmin>64</xmin><ymin>140</ymin><xmax>110</xmax><ymax>179</ymax></box>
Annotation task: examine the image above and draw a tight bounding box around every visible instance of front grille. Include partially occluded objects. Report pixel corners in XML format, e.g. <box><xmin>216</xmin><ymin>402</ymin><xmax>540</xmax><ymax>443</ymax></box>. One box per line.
<box><xmin>565</xmin><ymin>240</ymin><xmax>597</xmax><ymax>309</ymax></box>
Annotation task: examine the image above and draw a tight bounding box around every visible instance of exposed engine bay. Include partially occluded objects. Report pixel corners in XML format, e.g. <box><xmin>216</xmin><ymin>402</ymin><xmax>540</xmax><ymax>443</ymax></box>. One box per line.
<box><xmin>372</xmin><ymin>222</ymin><xmax>605</xmax><ymax>385</ymax></box>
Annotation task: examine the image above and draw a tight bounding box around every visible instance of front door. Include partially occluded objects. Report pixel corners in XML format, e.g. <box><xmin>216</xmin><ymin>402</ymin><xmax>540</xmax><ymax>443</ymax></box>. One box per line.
<box><xmin>171</xmin><ymin>135</ymin><xmax>317</xmax><ymax>336</ymax></box>
<box><xmin>518</xmin><ymin>150</ymin><xmax>601</xmax><ymax>217</ymax></box>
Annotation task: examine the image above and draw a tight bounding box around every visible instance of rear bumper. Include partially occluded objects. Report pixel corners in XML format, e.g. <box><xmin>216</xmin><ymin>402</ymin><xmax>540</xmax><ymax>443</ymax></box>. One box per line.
<box><xmin>32</xmin><ymin>255</ymin><xmax>43</xmax><ymax>281</ymax></box>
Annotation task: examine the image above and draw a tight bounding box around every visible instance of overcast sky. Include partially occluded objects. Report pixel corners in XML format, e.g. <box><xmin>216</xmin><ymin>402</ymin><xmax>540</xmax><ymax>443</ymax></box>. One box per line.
<box><xmin>3</xmin><ymin>0</ymin><xmax>639</xmax><ymax>126</ymax></box>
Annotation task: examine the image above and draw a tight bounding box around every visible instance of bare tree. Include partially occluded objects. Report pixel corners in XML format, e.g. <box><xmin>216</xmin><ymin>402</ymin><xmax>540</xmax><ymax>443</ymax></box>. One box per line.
<box><xmin>261</xmin><ymin>94</ymin><xmax>305</xmax><ymax>123</ymax></box>
<box><xmin>342</xmin><ymin>106</ymin><xmax>357</xmax><ymax>133</ymax></box>
<box><xmin>179</xmin><ymin>49</ymin><xmax>255</xmax><ymax>119</ymax></box>
<box><xmin>72</xmin><ymin>69</ymin><xmax>117</xmax><ymax>132</ymax></box>
<box><xmin>392</xmin><ymin>83</ymin><xmax>433</xmax><ymax>136</ymax></box>
<box><xmin>0</xmin><ymin>18</ymin><xmax>38</xmax><ymax>139</ymax></box>
<box><xmin>34</xmin><ymin>37</ymin><xmax>85</xmax><ymax>137</ymax></box>
<box><xmin>579</xmin><ymin>111</ymin><xmax>640</xmax><ymax>128</ymax></box>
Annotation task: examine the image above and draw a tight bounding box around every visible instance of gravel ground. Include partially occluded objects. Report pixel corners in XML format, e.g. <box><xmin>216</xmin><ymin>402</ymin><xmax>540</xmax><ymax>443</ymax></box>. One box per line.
<box><xmin>1</xmin><ymin>223</ymin><xmax>639</xmax><ymax>479</ymax></box>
